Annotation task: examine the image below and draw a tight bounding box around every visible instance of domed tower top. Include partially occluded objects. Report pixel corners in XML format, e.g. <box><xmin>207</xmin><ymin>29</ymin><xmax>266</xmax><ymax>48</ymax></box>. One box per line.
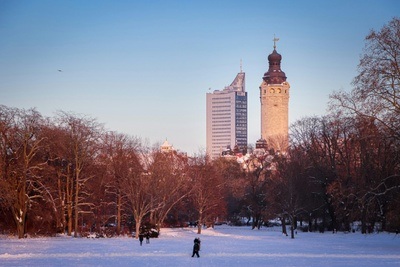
<box><xmin>263</xmin><ymin>36</ymin><xmax>287</xmax><ymax>84</ymax></box>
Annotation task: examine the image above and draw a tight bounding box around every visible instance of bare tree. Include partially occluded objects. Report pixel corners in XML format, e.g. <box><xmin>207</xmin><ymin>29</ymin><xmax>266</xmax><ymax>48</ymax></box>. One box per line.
<box><xmin>327</xmin><ymin>115</ymin><xmax>400</xmax><ymax>233</ymax></box>
<box><xmin>290</xmin><ymin>116</ymin><xmax>351</xmax><ymax>231</ymax></box>
<box><xmin>242</xmin><ymin>155</ymin><xmax>270</xmax><ymax>230</ymax></box>
<box><xmin>0</xmin><ymin>106</ymin><xmax>47</xmax><ymax>238</ymax></box>
<box><xmin>271</xmin><ymin>147</ymin><xmax>311</xmax><ymax>238</ymax></box>
<box><xmin>330</xmin><ymin>17</ymin><xmax>400</xmax><ymax>141</ymax></box>
<box><xmin>212</xmin><ymin>157</ymin><xmax>245</xmax><ymax>225</ymax></box>
<box><xmin>55</xmin><ymin>112</ymin><xmax>102</xmax><ymax>237</ymax></box>
<box><xmin>329</xmin><ymin>17</ymin><xmax>400</xmax><ymax>232</ymax></box>
<box><xmin>41</xmin><ymin>122</ymin><xmax>71</xmax><ymax>234</ymax></box>
<box><xmin>188</xmin><ymin>154</ymin><xmax>226</xmax><ymax>234</ymax></box>
<box><xmin>148</xmin><ymin>149</ymin><xmax>190</xmax><ymax>232</ymax></box>
<box><xmin>100</xmin><ymin>132</ymin><xmax>142</xmax><ymax>235</ymax></box>
<box><xmin>118</xmin><ymin>141</ymin><xmax>153</xmax><ymax>239</ymax></box>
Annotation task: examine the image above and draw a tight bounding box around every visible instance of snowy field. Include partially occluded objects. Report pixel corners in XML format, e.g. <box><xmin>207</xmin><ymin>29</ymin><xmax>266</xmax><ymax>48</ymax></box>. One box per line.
<box><xmin>1</xmin><ymin>226</ymin><xmax>399</xmax><ymax>267</ymax></box>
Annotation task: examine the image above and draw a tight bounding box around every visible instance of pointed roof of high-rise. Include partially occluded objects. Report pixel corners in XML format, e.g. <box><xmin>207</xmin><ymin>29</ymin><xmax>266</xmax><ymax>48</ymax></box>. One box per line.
<box><xmin>222</xmin><ymin>61</ymin><xmax>245</xmax><ymax>93</ymax></box>
<box><xmin>229</xmin><ymin>71</ymin><xmax>245</xmax><ymax>92</ymax></box>
<box><xmin>210</xmin><ymin>62</ymin><xmax>246</xmax><ymax>95</ymax></box>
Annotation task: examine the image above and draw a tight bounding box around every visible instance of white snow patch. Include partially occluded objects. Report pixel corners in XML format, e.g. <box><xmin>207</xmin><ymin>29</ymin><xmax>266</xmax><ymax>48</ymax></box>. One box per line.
<box><xmin>1</xmin><ymin>226</ymin><xmax>399</xmax><ymax>266</ymax></box>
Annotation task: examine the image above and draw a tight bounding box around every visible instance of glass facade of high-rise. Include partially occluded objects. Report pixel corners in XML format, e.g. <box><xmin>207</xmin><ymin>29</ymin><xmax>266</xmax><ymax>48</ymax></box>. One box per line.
<box><xmin>206</xmin><ymin>72</ymin><xmax>247</xmax><ymax>160</ymax></box>
<box><xmin>235</xmin><ymin>92</ymin><xmax>247</xmax><ymax>149</ymax></box>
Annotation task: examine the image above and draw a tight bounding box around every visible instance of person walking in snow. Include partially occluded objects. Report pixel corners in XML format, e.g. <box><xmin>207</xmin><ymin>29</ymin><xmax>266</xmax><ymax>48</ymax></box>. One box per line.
<box><xmin>139</xmin><ymin>234</ymin><xmax>144</xmax><ymax>246</ymax></box>
<box><xmin>194</xmin><ymin>237</ymin><xmax>201</xmax><ymax>250</ymax></box>
<box><xmin>192</xmin><ymin>238</ymin><xmax>201</xmax><ymax>257</ymax></box>
<box><xmin>146</xmin><ymin>232</ymin><xmax>150</xmax><ymax>244</ymax></box>
<box><xmin>192</xmin><ymin>241</ymin><xmax>200</xmax><ymax>258</ymax></box>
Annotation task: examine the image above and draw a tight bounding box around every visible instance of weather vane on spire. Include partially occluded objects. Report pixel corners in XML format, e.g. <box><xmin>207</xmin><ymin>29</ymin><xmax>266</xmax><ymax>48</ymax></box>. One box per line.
<box><xmin>273</xmin><ymin>34</ymin><xmax>279</xmax><ymax>50</ymax></box>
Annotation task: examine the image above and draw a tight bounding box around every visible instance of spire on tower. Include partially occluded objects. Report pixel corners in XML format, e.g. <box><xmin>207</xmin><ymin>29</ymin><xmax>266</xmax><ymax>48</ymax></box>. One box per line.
<box><xmin>273</xmin><ymin>34</ymin><xmax>279</xmax><ymax>50</ymax></box>
<box><xmin>240</xmin><ymin>59</ymin><xmax>243</xmax><ymax>73</ymax></box>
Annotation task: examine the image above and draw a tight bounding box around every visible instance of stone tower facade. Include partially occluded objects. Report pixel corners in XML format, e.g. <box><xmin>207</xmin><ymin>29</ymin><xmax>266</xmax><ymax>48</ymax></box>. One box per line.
<box><xmin>259</xmin><ymin>41</ymin><xmax>290</xmax><ymax>152</ymax></box>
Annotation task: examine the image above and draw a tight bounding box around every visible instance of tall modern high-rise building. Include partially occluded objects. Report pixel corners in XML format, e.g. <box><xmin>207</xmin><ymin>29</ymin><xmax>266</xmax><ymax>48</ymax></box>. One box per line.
<box><xmin>259</xmin><ymin>39</ymin><xmax>290</xmax><ymax>152</ymax></box>
<box><xmin>206</xmin><ymin>70</ymin><xmax>247</xmax><ymax>160</ymax></box>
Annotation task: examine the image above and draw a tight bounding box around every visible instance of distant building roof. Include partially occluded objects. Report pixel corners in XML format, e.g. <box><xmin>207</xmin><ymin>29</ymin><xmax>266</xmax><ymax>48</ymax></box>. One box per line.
<box><xmin>161</xmin><ymin>139</ymin><xmax>174</xmax><ymax>153</ymax></box>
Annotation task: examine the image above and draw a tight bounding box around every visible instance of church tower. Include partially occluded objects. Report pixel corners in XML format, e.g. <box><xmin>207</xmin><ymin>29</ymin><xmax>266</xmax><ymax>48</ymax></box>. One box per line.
<box><xmin>259</xmin><ymin>37</ymin><xmax>290</xmax><ymax>152</ymax></box>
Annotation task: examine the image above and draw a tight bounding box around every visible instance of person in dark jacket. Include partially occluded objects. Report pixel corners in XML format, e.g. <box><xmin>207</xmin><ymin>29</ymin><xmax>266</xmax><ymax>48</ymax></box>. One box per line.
<box><xmin>139</xmin><ymin>234</ymin><xmax>144</xmax><ymax>246</ymax></box>
<box><xmin>192</xmin><ymin>238</ymin><xmax>200</xmax><ymax>257</ymax></box>
<box><xmin>192</xmin><ymin>242</ymin><xmax>200</xmax><ymax>257</ymax></box>
<box><xmin>194</xmin><ymin>237</ymin><xmax>201</xmax><ymax>250</ymax></box>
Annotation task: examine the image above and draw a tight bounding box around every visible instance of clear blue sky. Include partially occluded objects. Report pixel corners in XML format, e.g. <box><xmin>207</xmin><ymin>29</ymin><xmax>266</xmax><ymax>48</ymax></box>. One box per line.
<box><xmin>1</xmin><ymin>0</ymin><xmax>399</xmax><ymax>155</ymax></box>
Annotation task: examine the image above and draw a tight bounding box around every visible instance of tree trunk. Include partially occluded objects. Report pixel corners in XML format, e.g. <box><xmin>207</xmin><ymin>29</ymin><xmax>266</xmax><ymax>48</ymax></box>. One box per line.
<box><xmin>328</xmin><ymin>203</ymin><xmax>337</xmax><ymax>231</ymax></box>
<box><xmin>74</xmin><ymin>165</ymin><xmax>81</xmax><ymax>237</ymax></box>
<box><xmin>66</xmin><ymin>165</ymin><xmax>73</xmax><ymax>236</ymax></box>
<box><xmin>314</xmin><ymin>217</ymin><xmax>318</xmax><ymax>232</ymax></box>
<box><xmin>361</xmin><ymin>208</ymin><xmax>367</xmax><ymax>234</ymax></box>
<box><xmin>252</xmin><ymin>216</ymin><xmax>258</xmax><ymax>230</ymax></box>
<box><xmin>15</xmin><ymin>174</ymin><xmax>28</xmax><ymax>239</ymax></box>
<box><xmin>381</xmin><ymin>214</ymin><xmax>386</xmax><ymax>232</ymax></box>
<box><xmin>57</xmin><ymin>174</ymin><xmax>66</xmax><ymax>233</ymax></box>
<box><xmin>281</xmin><ymin>217</ymin><xmax>287</xmax><ymax>236</ymax></box>
<box><xmin>156</xmin><ymin>216</ymin><xmax>163</xmax><ymax>233</ymax></box>
<box><xmin>17</xmin><ymin>220</ymin><xmax>25</xmax><ymax>238</ymax></box>
<box><xmin>197</xmin><ymin>212</ymin><xmax>202</xmax><ymax>234</ymax></box>
<box><xmin>116</xmin><ymin>193</ymin><xmax>122</xmax><ymax>235</ymax></box>
<box><xmin>73</xmin><ymin>168</ymin><xmax>80</xmax><ymax>238</ymax></box>
<box><xmin>135</xmin><ymin>217</ymin><xmax>141</xmax><ymax>239</ymax></box>
<box><xmin>15</xmin><ymin>197</ymin><xmax>27</xmax><ymax>239</ymax></box>
<box><xmin>290</xmin><ymin>217</ymin><xmax>295</xmax><ymax>239</ymax></box>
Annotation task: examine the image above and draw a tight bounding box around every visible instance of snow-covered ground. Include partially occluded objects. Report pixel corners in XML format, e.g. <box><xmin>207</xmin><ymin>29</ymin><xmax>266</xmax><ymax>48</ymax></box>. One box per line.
<box><xmin>1</xmin><ymin>226</ymin><xmax>399</xmax><ymax>266</ymax></box>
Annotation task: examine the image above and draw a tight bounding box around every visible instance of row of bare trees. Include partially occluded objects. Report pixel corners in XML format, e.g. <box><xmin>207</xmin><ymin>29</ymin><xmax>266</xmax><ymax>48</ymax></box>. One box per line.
<box><xmin>324</xmin><ymin>17</ymin><xmax>400</xmax><ymax>233</ymax></box>
<box><xmin>1</xmin><ymin>102</ymin><xmax>397</xmax><ymax>239</ymax></box>
<box><xmin>0</xmin><ymin>108</ymin><xmax>229</xmax><ymax>238</ymax></box>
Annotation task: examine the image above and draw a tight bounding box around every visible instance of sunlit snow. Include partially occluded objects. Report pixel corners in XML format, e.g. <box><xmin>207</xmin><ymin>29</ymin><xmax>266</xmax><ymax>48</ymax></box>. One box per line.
<box><xmin>1</xmin><ymin>226</ymin><xmax>399</xmax><ymax>266</ymax></box>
